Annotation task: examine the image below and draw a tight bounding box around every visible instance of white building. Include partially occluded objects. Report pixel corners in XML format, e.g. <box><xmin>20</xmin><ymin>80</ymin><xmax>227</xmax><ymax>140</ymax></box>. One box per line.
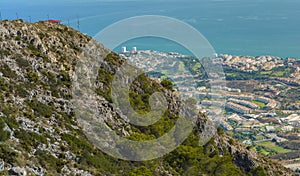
<box><xmin>242</xmin><ymin>140</ymin><xmax>252</xmax><ymax>145</ymax></box>
<box><xmin>265</xmin><ymin>126</ymin><xmax>276</xmax><ymax>133</ymax></box>
<box><xmin>132</xmin><ymin>47</ymin><xmax>137</xmax><ymax>53</ymax></box>
<box><xmin>227</xmin><ymin>113</ymin><xmax>243</xmax><ymax>122</ymax></box>
<box><xmin>228</xmin><ymin>98</ymin><xmax>259</xmax><ymax>109</ymax></box>
<box><xmin>219</xmin><ymin>119</ymin><xmax>233</xmax><ymax>131</ymax></box>
<box><xmin>226</xmin><ymin>102</ymin><xmax>251</xmax><ymax>114</ymax></box>
<box><xmin>121</xmin><ymin>46</ymin><xmax>128</xmax><ymax>53</ymax></box>
<box><xmin>282</xmin><ymin>126</ymin><xmax>294</xmax><ymax>132</ymax></box>
<box><xmin>282</xmin><ymin>114</ymin><xmax>300</xmax><ymax>127</ymax></box>
<box><xmin>255</xmin><ymin>96</ymin><xmax>270</xmax><ymax>104</ymax></box>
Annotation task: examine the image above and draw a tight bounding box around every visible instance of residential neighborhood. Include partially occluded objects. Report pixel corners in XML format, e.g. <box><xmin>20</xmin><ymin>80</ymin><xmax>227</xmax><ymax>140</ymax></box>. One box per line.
<box><xmin>120</xmin><ymin>49</ymin><xmax>300</xmax><ymax>172</ymax></box>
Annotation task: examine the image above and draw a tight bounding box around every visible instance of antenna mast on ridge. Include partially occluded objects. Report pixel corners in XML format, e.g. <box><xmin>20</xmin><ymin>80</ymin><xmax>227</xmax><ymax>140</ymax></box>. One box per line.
<box><xmin>77</xmin><ymin>15</ymin><xmax>80</xmax><ymax>30</ymax></box>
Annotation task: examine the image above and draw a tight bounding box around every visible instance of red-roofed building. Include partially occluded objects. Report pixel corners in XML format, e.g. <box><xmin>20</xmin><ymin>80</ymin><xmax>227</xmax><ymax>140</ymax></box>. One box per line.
<box><xmin>44</xmin><ymin>20</ymin><xmax>61</xmax><ymax>24</ymax></box>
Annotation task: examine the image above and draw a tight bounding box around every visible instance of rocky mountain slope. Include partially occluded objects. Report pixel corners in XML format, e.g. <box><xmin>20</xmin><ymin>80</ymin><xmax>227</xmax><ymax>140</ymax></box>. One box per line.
<box><xmin>0</xmin><ymin>20</ymin><xmax>294</xmax><ymax>175</ymax></box>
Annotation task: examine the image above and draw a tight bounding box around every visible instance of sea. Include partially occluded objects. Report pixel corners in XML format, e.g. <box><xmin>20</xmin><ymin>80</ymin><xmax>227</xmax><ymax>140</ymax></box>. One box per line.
<box><xmin>1</xmin><ymin>0</ymin><xmax>300</xmax><ymax>58</ymax></box>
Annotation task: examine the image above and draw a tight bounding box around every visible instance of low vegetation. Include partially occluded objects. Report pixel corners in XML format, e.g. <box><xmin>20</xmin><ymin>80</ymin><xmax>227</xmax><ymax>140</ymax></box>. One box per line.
<box><xmin>0</xmin><ymin>20</ymin><xmax>290</xmax><ymax>175</ymax></box>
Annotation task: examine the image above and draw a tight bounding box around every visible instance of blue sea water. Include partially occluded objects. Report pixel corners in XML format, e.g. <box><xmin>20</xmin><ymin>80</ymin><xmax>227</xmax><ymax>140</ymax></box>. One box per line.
<box><xmin>1</xmin><ymin>0</ymin><xmax>300</xmax><ymax>58</ymax></box>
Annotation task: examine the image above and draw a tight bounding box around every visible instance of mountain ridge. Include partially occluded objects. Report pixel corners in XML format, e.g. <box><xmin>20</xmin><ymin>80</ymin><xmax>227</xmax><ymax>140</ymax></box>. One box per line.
<box><xmin>0</xmin><ymin>19</ymin><xmax>294</xmax><ymax>175</ymax></box>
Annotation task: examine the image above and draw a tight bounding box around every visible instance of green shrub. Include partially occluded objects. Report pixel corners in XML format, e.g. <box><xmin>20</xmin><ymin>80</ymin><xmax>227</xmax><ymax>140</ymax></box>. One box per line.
<box><xmin>0</xmin><ymin>144</ymin><xmax>18</xmax><ymax>163</ymax></box>
<box><xmin>0</xmin><ymin>120</ymin><xmax>10</xmax><ymax>142</ymax></box>
<box><xmin>15</xmin><ymin>129</ymin><xmax>48</xmax><ymax>151</ymax></box>
<box><xmin>161</xmin><ymin>79</ymin><xmax>173</xmax><ymax>91</ymax></box>
<box><xmin>37</xmin><ymin>32</ymin><xmax>46</xmax><ymax>39</ymax></box>
<box><xmin>79</xmin><ymin>150</ymin><xmax>116</xmax><ymax>171</ymax></box>
<box><xmin>104</xmin><ymin>52</ymin><xmax>125</xmax><ymax>66</ymax></box>
<box><xmin>27</xmin><ymin>71</ymin><xmax>39</xmax><ymax>82</ymax></box>
<box><xmin>129</xmin><ymin>166</ymin><xmax>153</xmax><ymax>176</ymax></box>
<box><xmin>129</xmin><ymin>92</ymin><xmax>151</xmax><ymax>113</ymax></box>
<box><xmin>15</xmin><ymin>57</ymin><xmax>31</xmax><ymax>69</ymax></box>
<box><xmin>26</xmin><ymin>99</ymin><xmax>54</xmax><ymax>118</ymax></box>
<box><xmin>0</xmin><ymin>106</ymin><xmax>19</xmax><ymax>129</ymax></box>
<box><xmin>96</xmin><ymin>67</ymin><xmax>113</xmax><ymax>102</ymax></box>
<box><xmin>0</xmin><ymin>50</ymin><xmax>11</xmax><ymax>57</ymax></box>
<box><xmin>27</xmin><ymin>43</ymin><xmax>49</xmax><ymax>62</ymax></box>
<box><xmin>35</xmin><ymin>150</ymin><xmax>66</xmax><ymax>173</ymax></box>
<box><xmin>250</xmin><ymin>166</ymin><xmax>267</xmax><ymax>176</ymax></box>
<box><xmin>57</xmin><ymin>71</ymin><xmax>71</xmax><ymax>87</ymax></box>
<box><xmin>125</xmin><ymin>132</ymin><xmax>156</xmax><ymax>141</ymax></box>
<box><xmin>217</xmin><ymin>126</ymin><xmax>224</xmax><ymax>135</ymax></box>
<box><xmin>27</xmin><ymin>44</ymin><xmax>40</xmax><ymax>55</ymax></box>
<box><xmin>0</xmin><ymin>78</ymin><xmax>9</xmax><ymax>92</ymax></box>
<box><xmin>61</xmin><ymin>133</ymin><xmax>93</xmax><ymax>154</ymax></box>
<box><xmin>14</xmin><ymin>84</ymin><xmax>28</xmax><ymax>98</ymax></box>
<box><xmin>23</xmin><ymin>111</ymin><xmax>35</xmax><ymax>121</ymax></box>
<box><xmin>0</xmin><ymin>63</ymin><xmax>17</xmax><ymax>79</ymax></box>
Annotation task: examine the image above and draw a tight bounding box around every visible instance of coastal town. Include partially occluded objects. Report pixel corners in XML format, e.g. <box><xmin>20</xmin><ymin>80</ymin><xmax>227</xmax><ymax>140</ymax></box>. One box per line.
<box><xmin>120</xmin><ymin>47</ymin><xmax>300</xmax><ymax>173</ymax></box>
<box><xmin>1</xmin><ymin>0</ymin><xmax>300</xmax><ymax>173</ymax></box>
